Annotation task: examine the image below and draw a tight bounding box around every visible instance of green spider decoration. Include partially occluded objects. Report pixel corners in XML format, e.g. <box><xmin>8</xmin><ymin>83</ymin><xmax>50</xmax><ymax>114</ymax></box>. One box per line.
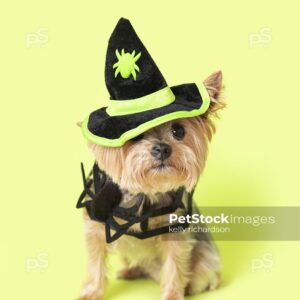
<box><xmin>113</xmin><ymin>49</ymin><xmax>141</xmax><ymax>80</ymax></box>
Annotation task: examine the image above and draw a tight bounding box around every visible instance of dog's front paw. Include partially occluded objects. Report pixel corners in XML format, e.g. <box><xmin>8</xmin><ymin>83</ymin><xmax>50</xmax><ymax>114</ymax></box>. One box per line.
<box><xmin>185</xmin><ymin>269</ymin><xmax>221</xmax><ymax>295</ymax></box>
<box><xmin>78</xmin><ymin>283</ymin><xmax>103</xmax><ymax>300</ymax></box>
<box><xmin>161</xmin><ymin>288</ymin><xmax>185</xmax><ymax>300</ymax></box>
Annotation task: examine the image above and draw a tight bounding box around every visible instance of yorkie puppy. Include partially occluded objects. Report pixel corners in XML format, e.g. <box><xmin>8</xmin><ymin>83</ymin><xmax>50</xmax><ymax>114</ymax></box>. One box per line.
<box><xmin>78</xmin><ymin>70</ymin><xmax>225</xmax><ymax>300</ymax></box>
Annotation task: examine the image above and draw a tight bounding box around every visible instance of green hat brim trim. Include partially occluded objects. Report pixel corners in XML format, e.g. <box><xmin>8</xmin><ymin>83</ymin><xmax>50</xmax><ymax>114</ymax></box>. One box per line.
<box><xmin>81</xmin><ymin>82</ymin><xmax>210</xmax><ymax>147</ymax></box>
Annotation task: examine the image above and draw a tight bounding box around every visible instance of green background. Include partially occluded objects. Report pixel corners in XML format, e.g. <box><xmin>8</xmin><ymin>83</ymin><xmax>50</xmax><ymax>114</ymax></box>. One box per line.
<box><xmin>1</xmin><ymin>0</ymin><xmax>299</xmax><ymax>299</ymax></box>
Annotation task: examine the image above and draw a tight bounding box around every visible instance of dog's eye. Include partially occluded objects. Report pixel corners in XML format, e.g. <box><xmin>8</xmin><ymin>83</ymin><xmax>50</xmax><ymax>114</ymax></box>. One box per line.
<box><xmin>171</xmin><ymin>123</ymin><xmax>185</xmax><ymax>140</ymax></box>
<box><xmin>131</xmin><ymin>134</ymin><xmax>144</xmax><ymax>142</ymax></box>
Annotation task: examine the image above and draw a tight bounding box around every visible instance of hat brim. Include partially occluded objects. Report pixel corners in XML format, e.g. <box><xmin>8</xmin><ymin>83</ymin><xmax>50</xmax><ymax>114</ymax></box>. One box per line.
<box><xmin>81</xmin><ymin>83</ymin><xmax>210</xmax><ymax>147</ymax></box>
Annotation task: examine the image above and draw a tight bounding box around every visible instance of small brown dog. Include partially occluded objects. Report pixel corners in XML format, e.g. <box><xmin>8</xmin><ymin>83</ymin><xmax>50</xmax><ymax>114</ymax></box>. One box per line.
<box><xmin>78</xmin><ymin>70</ymin><xmax>224</xmax><ymax>300</ymax></box>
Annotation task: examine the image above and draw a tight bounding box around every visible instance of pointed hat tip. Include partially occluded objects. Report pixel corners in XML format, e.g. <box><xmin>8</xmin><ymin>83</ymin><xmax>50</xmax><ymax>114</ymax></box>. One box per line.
<box><xmin>111</xmin><ymin>18</ymin><xmax>134</xmax><ymax>37</ymax></box>
<box><xmin>117</xmin><ymin>17</ymin><xmax>131</xmax><ymax>25</ymax></box>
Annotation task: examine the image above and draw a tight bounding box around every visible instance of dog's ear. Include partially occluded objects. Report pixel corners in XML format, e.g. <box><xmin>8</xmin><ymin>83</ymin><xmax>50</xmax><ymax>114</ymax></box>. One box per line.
<box><xmin>203</xmin><ymin>70</ymin><xmax>225</xmax><ymax>115</ymax></box>
<box><xmin>204</xmin><ymin>70</ymin><xmax>223</xmax><ymax>100</ymax></box>
<box><xmin>77</xmin><ymin>121</ymin><xmax>82</xmax><ymax>128</ymax></box>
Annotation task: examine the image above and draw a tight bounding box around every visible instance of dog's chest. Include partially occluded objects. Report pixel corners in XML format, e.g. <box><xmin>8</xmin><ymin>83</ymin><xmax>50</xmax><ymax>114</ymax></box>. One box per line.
<box><xmin>110</xmin><ymin>235</ymin><xmax>162</xmax><ymax>266</ymax></box>
<box><xmin>108</xmin><ymin>192</ymin><xmax>175</xmax><ymax>265</ymax></box>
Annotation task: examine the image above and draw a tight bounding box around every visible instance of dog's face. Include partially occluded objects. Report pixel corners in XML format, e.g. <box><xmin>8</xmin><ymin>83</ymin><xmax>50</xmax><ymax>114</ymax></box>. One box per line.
<box><xmin>87</xmin><ymin>71</ymin><xmax>224</xmax><ymax>194</ymax></box>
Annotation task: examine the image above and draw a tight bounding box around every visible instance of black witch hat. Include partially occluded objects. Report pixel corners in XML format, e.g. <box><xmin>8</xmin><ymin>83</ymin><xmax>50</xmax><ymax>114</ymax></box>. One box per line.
<box><xmin>81</xmin><ymin>18</ymin><xmax>210</xmax><ymax>147</ymax></box>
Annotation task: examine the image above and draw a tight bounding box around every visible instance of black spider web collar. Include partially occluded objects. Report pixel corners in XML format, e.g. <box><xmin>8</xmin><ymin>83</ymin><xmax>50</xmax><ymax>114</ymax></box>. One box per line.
<box><xmin>76</xmin><ymin>163</ymin><xmax>193</xmax><ymax>243</ymax></box>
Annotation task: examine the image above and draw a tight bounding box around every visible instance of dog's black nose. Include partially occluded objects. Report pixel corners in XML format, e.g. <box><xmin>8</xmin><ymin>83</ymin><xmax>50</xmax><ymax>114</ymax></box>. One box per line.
<box><xmin>151</xmin><ymin>143</ymin><xmax>172</xmax><ymax>160</ymax></box>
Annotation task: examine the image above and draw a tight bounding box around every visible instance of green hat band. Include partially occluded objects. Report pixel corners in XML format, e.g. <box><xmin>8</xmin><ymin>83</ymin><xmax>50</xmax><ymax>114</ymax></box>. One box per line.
<box><xmin>106</xmin><ymin>86</ymin><xmax>176</xmax><ymax>116</ymax></box>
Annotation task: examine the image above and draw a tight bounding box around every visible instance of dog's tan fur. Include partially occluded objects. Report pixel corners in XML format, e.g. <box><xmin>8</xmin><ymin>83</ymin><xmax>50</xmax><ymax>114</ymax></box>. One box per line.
<box><xmin>78</xmin><ymin>71</ymin><xmax>224</xmax><ymax>300</ymax></box>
